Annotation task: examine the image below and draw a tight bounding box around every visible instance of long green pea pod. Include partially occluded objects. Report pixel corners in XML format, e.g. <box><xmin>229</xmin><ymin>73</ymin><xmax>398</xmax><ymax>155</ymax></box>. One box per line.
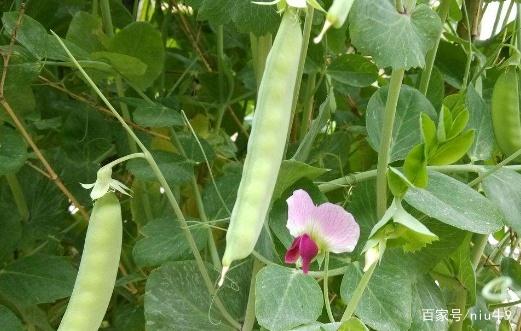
<box><xmin>221</xmin><ymin>9</ymin><xmax>303</xmax><ymax>275</ymax></box>
<box><xmin>491</xmin><ymin>66</ymin><xmax>521</xmax><ymax>159</ymax></box>
<box><xmin>58</xmin><ymin>193</ymin><xmax>122</xmax><ymax>331</ymax></box>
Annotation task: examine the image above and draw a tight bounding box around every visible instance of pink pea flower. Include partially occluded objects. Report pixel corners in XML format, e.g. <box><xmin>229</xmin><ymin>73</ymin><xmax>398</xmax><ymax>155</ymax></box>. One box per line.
<box><xmin>285</xmin><ymin>189</ymin><xmax>360</xmax><ymax>273</ymax></box>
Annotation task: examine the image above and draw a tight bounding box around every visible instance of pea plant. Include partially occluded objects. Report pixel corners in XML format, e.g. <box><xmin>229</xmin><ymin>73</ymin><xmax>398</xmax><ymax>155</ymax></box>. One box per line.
<box><xmin>3</xmin><ymin>0</ymin><xmax>521</xmax><ymax>330</ymax></box>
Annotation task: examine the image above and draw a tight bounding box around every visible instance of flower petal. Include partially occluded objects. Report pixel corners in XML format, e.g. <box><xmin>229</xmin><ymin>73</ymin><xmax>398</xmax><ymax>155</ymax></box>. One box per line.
<box><xmin>80</xmin><ymin>182</ymin><xmax>95</xmax><ymax>189</ymax></box>
<box><xmin>287</xmin><ymin>0</ymin><xmax>307</xmax><ymax>8</ymax></box>
<box><xmin>90</xmin><ymin>181</ymin><xmax>110</xmax><ymax>200</ymax></box>
<box><xmin>312</xmin><ymin>203</ymin><xmax>360</xmax><ymax>253</ymax></box>
<box><xmin>110</xmin><ymin>179</ymin><xmax>132</xmax><ymax>196</ymax></box>
<box><xmin>299</xmin><ymin>234</ymin><xmax>318</xmax><ymax>274</ymax></box>
<box><xmin>285</xmin><ymin>236</ymin><xmax>302</xmax><ymax>264</ymax></box>
<box><xmin>286</xmin><ymin>189</ymin><xmax>316</xmax><ymax>237</ymax></box>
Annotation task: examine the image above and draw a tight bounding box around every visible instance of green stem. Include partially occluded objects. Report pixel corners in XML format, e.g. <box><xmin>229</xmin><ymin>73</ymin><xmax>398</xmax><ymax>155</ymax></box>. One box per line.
<box><xmin>215</xmin><ymin>25</ymin><xmax>226</xmax><ymax>131</ymax></box>
<box><xmin>419</xmin><ymin>0</ymin><xmax>450</xmax><ymax>95</ymax></box>
<box><xmin>92</xmin><ymin>0</ymin><xmax>98</xmax><ymax>15</ymax></box>
<box><xmin>517</xmin><ymin>3</ymin><xmax>521</xmax><ymax>53</ymax></box>
<box><xmin>341</xmin><ymin>263</ymin><xmax>377</xmax><ymax>321</ymax></box>
<box><xmin>449</xmin><ymin>288</ymin><xmax>467</xmax><ymax>331</ymax></box>
<box><xmin>170</xmin><ymin>128</ymin><xmax>221</xmax><ymax>269</ymax></box>
<box><xmin>323</xmin><ymin>252</ymin><xmax>335</xmax><ymax>323</ymax></box>
<box><xmin>52</xmin><ymin>33</ymin><xmax>241</xmax><ymax>330</ymax></box>
<box><xmin>462</xmin><ymin>0</ymin><xmax>474</xmax><ymax>88</ymax></box>
<box><xmin>470</xmin><ymin>234</ymin><xmax>488</xmax><ymax>268</ymax></box>
<box><xmin>100</xmin><ymin>0</ymin><xmax>114</xmax><ymax>35</ymax></box>
<box><xmin>242</xmin><ymin>259</ymin><xmax>264</xmax><ymax>331</ymax></box>
<box><xmin>6</xmin><ymin>174</ymin><xmax>29</xmax><ymax>222</ymax></box>
<box><xmin>468</xmin><ymin>146</ymin><xmax>521</xmax><ymax>187</ymax></box>
<box><xmin>288</xmin><ymin>7</ymin><xmax>315</xmax><ymax>142</ymax></box>
<box><xmin>250</xmin><ymin>34</ymin><xmax>272</xmax><ymax>90</ymax></box>
<box><xmin>299</xmin><ymin>72</ymin><xmax>316</xmax><ymax>140</ymax></box>
<box><xmin>318</xmin><ymin>164</ymin><xmax>521</xmax><ymax>193</ymax></box>
<box><xmin>376</xmin><ymin>69</ymin><xmax>404</xmax><ymax>218</ymax></box>
<box><xmin>492</xmin><ymin>1</ymin><xmax>505</xmax><ymax>36</ymax></box>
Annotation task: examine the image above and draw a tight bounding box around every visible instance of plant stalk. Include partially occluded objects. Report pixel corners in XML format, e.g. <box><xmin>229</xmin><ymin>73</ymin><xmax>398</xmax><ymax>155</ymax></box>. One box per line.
<box><xmin>242</xmin><ymin>259</ymin><xmax>264</xmax><ymax>331</ymax></box>
<box><xmin>323</xmin><ymin>252</ymin><xmax>335</xmax><ymax>323</ymax></box>
<box><xmin>419</xmin><ymin>0</ymin><xmax>450</xmax><ymax>94</ymax></box>
<box><xmin>53</xmin><ymin>33</ymin><xmax>241</xmax><ymax>330</ymax></box>
<box><xmin>376</xmin><ymin>69</ymin><xmax>404</xmax><ymax>218</ymax></box>
<box><xmin>341</xmin><ymin>263</ymin><xmax>377</xmax><ymax>321</ymax></box>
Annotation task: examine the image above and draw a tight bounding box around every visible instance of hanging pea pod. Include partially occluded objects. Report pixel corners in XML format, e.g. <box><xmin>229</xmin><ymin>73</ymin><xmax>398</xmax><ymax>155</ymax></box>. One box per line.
<box><xmin>314</xmin><ymin>0</ymin><xmax>355</xmax><ymax>43</ymax></box>
<box><xmin>58</xmin><ymin>193</ymin><xmax>122</xmax><ymax>331</ymax></box>
<box><xmin>491</xmin><ymin>66</ymin><xmax>521</xmax><ymax>160</ymax></box>
<box><xmin>219</xmin><ymin>8</ymin><xmax>303</xmax><ymax>284</ymax></box>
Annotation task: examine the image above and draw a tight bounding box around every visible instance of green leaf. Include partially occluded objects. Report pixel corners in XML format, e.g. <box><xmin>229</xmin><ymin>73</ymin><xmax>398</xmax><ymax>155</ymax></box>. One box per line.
<box><xmin>91</xmin><ymin>51</ymin><xmax>148</xmax><ymax>77</ymax></box>
<box><xmin>347</xmin><ymin>180</ymin><xmax>379</xmax><ymax>257</ymax></box>
<box><xmin>191</xmin><ymin>0</ymin><xmax>280</xmax><ymax>36</ymax></box>
<box><xmin>429</xmin><ymin>130</ymin><xmax>475</xmax><ymax>165</ymax></box>
<box><xmin>449</xmin><ymin>235</ymin><xmax>476</xmax><ymax>305</ymax></box>
<box><xmin>2</xmin><ymin>12</ymin><xmax>48</xmax><ymax>59</ymax></box>
<box><xmin>349</xmin><ymin>1</ymin><xmax>442</xmax><ymax>69</ymax></box>
<box><xmin>501</xmin><ymin>257</ymin><xmax>521</xmax><ymax>290</ymax></box>
<box><xmin>0</xmin><ymin>128</ymin><xmax>27</xmax><ymax>176</ymax></box>
<box><xmin>0</xmin><ymin>183</ymin><xmax>22</xmax><ymax>262</ymax></box>
<box><xmin>126</xmin><ymin>151</ymin><xmax>193</xmax><ymax>186</ymax></box>
<box><xmin>290</xmin><ymin>322</ymin><xmax>341</xmax><ymax>331</ymax></box>
<box><xmin>66</xmin><ymin>11</ymin><xmax>105</xmax><ymax>53</ymax></box>
<box><xmin>465</xmin><ymin>85</ymin><xmax>495</xmax><ymax>161</ymax></box>
<box><xmin>109</xmin><ymin>22</ymin><xmax>165</xmax><ymax>90</ymax></box>
<box><xmin>177</xmin><ymin>132</ymin><xmax>216</xmax><ymax>163</ymax></box>
<box><xmin>2</xmin><ymin>12</ymin><xmax>88</xmax><ymax>61</ymax></box>
<box><xmin>421</xmin><ymin>113</ymin><xmax>437</xmax><ymax>153</ymax></box>
<box><xmin>0</xmin><ymin>305</ymin><xmax>24</xmax><ymax>331</ymax></box>
<box><xmin>120</xmin><ymin>97</ymin><xmax>184</xmax><ymax>128</ymax></box>
<box><xmin>404</xmin><ymin>171</ymin><xmax>504</xmax><ymax>234</ymax></box>
<box><xmin>202</xmin><ymin>166</ymin><xmax>241</xmax><ymax>220</ymax></box>
<box><xmin>327</xmin><ymin>54</ymin><xmax>378</xmax><ymax>88</ymax></box>
<box><xmin>410</xmin><ymin>275</ymin><xmax>448</xmax><ymax>331</ymax></box>
<box><xmin>144</xmin><ymin>260</ymin><xmax>250</xmax><ymax>330</ymax></box>
<box><xmin>0</xmin><ymin>254</ymin><xmax>76</xmax><ymax>306</ymax></box>
<box><xmin>366</xmin><ymin>85</ymin><xmax>437</xmax><ymax>162</ymax></box>
<box><xmin>61</xmin><ymin>105</ymin><xmax>113</xmax><ymax>164</ymax></box>
<box><xmin>273</xmin><ymin>160</ymin><xmax>328</xmax><ymax>201</ymax></box>
<box><xmin>447</xmin><ymin>109</ymin><xmax>469</xmax><ymax>140</ymax></box>
<box><xmin>132</xmin><ymin>217</ymin><xmax>207</xmax><ymax>267</ymax></box>
<box><xmin>0</xmin><ymin>60</ymin><xmax>39</xmax><ymax>115</ymax></box>
<box><xmin>393</xmin><ymin>203</ymin><xmax>438</xmax><ymax>252</ymax></box>
<box><xmin>409</xmin><ymin>218</ymin><xmax>467</xmax><ymax>272</ymax></box>
<box><xmin>404</xmin><ymin>144</ymin><xmax>428</xmax><ymax>188</ymax></box>
<box><xmin>338</xmin><ymin>318</ymin><xmax>368</xmax><ymax>331</ymax></box>
<box><xmin>388</xmin><ymin>167</ymin><xmax>410</xmax><ymax>198</ymax></box>
<box><xmin>255</xmin><ymin>265</ymin><xmax>323</xmax><ymax>331</ymax></box>
<box><xmin>482</xmin><ymin>168</ymin><xmax>521</xmax><ymax>234</ymax></box>
<box><xmin>437</xmin><ymin>106</ymin><xmax>452</xmax><ymax>143</ymax></box>
<box><xmin>340</xmin><ymin>258</ymin><xmax>413</xmax><ymax>330</ymax></box>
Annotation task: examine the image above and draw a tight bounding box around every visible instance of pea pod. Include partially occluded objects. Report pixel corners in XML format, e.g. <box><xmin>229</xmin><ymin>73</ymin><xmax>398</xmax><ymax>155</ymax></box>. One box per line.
<box><xmin>58</xmin><ymin>193</ymin><xmax>122</xmax><ymax>331</ymax></box>
<box><xmin>491</xmin><ymin>66</ymin><xmax>521</xmax><ymax>159</ymax></box>
<box><xmin>220</xmin><ymin>9</ymin><xmax>303</xmax><ymax>281</ymax></box>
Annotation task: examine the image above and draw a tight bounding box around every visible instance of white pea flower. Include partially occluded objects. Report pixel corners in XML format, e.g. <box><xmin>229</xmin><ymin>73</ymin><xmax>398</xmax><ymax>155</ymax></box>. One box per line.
<box><xmin>81</xmin><ymin>166</ymin><xmax>131</xmax><ymax>200</ymax></box>
<box><xmin>286</xmin><ymin>0</ymin><xmax>307</xmax><ymax>8</ymax></box>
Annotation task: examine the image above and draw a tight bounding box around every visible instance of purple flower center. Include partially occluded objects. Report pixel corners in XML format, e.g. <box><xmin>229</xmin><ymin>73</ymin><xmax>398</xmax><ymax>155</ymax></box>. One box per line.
<box><xmin>284</xmin><ymin>234</ymin><xmax>319</xmax><ymax>273</ymax></box>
